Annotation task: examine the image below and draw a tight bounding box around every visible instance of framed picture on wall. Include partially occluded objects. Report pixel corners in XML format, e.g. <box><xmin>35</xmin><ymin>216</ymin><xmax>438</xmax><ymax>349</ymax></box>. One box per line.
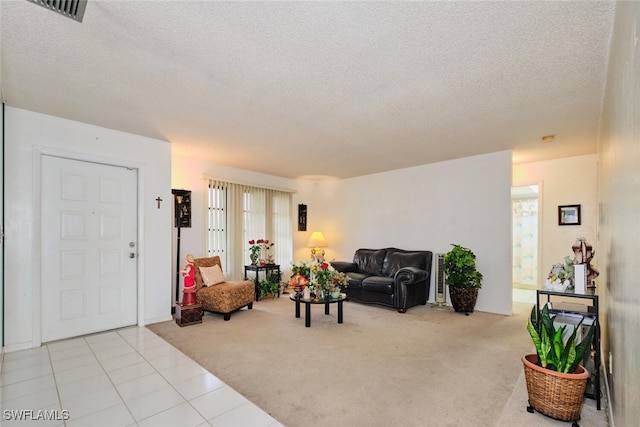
<box><xmin>298</xmin><ymin>204</ymin><xmax>307</xmax><ymax>231</ymax></box>
<box><xmin>558</xmin><ymin>204</ymin><xmax>581</xmax><ymax>226</ymax></box>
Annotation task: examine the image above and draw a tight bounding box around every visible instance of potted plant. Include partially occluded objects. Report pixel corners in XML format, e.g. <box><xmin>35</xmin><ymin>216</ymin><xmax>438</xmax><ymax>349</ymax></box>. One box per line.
<box><xmin>523</xmin><ymin>304</ymin><xmax>595</xmax><ymax>424</ymax></box>
<box><xmin>257</xmin><ymin>272</ymin><xmax>281</xmax><ymax>300</ymax></box>
<box><xmin>443</xmin><ymin>244</ymin><xmax>483</xmax><ymax>314</ymax></box>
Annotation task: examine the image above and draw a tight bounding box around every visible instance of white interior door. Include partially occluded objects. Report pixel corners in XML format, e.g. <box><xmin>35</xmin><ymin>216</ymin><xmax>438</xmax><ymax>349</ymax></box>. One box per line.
<box><xmin>41</xmin><ymin>155</ymin><xmax>138</xmax><ymax>342</ymax></box>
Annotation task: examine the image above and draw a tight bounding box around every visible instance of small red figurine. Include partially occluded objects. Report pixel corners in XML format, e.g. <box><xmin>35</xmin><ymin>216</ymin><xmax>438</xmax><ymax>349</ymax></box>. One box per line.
<box><xmin>181</xmin><ymin>254</ymin><xmax>197</xmax><ymax>305</ymax></box>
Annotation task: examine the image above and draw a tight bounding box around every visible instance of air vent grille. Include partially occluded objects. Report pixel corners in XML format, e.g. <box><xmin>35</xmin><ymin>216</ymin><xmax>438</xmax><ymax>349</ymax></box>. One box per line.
<box><xmin>27</xmin><ymin>0</ymin><xmax>87</xmax><ymax>23</ymax></box>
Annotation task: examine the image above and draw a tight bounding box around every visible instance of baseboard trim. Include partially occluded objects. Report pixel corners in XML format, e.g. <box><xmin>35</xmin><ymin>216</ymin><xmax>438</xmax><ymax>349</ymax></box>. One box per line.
<box><xmin>602</xmin><ymin>364</ymin><xmax>614</xmax><ymax>427</ymax></box>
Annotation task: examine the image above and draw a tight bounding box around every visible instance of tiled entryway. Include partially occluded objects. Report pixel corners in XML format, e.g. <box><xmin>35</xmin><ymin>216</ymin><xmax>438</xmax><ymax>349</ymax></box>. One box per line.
<box><xmin>512</xmin><ymin>287</ymin><xmax>536</xmax><ymax>304</ymax></box>
<box><xmin>0</xmin><ymin>327</ymin><xmax>282</xmax><ymax>427</ymax></box>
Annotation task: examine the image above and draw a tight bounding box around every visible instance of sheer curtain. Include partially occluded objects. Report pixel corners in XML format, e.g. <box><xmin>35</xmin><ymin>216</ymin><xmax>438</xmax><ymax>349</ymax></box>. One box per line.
<box><xmin>207</xmin><ymin>179</ymin><xmax>292</xmax><ymax>280</ymax></box>
<box><xmin>512</xmin><ymin>198</ymin><xmax>538</xmax><ymax>287</ymax></box>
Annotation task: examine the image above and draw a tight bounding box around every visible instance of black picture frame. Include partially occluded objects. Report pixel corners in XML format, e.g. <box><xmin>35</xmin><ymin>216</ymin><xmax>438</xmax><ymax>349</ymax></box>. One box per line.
<box><xmin>558</xmin><ymin>204</ymin><xmax>581</xmax><ymax>226</ymax></box>
<box><xmin>298</xmin><ymin>204</ymin><xmax>307</xmax><ymax>231</ymax></box>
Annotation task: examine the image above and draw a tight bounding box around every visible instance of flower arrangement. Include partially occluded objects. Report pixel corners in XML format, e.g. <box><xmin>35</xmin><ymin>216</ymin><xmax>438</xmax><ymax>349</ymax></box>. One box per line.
<box><xmin>544</xmin><ymin>256</ymin><xmax>574</xmax><ymax>292</ymax></box>
<box><xmin>290</xmin><ymin>259</ymin><xmax>311</xmax><ymax>285</ymax></box>
<box><xmin>248</xmin><ymin>239</ymin><xmax>274</xmax><ymax>265</ymax></box>
<box><xmin>290</xmin><ymin>259</ymin><xmax>348</xmax><ymax>295</ymax></box>
<box><xmin>544</xmin><ymin>238</ymin><xmax>600</xmax><ymax>293</ymax></box>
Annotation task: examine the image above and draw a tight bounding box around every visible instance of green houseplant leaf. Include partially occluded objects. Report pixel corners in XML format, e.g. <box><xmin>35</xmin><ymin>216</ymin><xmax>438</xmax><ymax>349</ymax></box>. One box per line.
<box><xmin>526</xmin><ymin>304</ymin><xmax>595</xmax><ymax>374</ymax></box>
<box><xmin>443</xmin><ymin>244</ymin><xmax>483</xmax><ymax>288</ymax></box>
<box><xmin>258</xmin><ymin>279</ymin><xmax>280</xmax><ymax>300</ymax></box>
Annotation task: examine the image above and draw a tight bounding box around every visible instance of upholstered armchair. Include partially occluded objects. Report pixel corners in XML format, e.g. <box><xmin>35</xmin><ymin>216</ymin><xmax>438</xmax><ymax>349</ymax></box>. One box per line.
<box><xmin>193</xmin><ymin>256</ymin><xmax>254</xmax><ymax>320</ymax></box>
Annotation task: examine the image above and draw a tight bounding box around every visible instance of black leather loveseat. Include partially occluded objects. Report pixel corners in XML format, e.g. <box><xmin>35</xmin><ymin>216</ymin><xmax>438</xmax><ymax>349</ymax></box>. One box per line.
<box><xmin>331</xmin><ymin>248</ymin><xmax>433</xmax><ymax>313</ymax></box>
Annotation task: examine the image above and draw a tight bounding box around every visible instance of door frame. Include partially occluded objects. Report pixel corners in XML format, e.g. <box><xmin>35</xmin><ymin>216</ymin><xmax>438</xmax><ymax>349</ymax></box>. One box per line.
<box><xmin>32</xmin><ymin>146</ymin><xmax>146</xmax><ymax>346</ymax></box>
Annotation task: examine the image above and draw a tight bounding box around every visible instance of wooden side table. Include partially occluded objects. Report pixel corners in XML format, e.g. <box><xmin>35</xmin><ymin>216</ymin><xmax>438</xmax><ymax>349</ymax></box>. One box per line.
<box><xmin>244</xmin><ymin>264</ymin><xmax>281</xmax><ymax>299</ymax></box>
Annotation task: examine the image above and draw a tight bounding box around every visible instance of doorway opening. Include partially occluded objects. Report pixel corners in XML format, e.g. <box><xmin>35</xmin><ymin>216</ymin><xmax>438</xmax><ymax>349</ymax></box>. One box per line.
<box><xmin>512</xmin><ymin>184</ymin><xmax>540</xmax><ymax>304</ymax></box>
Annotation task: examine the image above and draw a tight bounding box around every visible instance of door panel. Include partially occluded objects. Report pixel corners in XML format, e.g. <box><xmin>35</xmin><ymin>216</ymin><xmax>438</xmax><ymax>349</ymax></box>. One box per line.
<box><xmin>41</xmin><ymin>156</ymin><xmax>138</xmax><ymax>342</ymax></box>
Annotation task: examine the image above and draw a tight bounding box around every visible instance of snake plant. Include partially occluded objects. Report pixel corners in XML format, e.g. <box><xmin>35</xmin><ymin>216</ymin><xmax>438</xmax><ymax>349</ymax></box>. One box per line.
<box><xmin>526</xmin><ymin>304</ymin><xmax>595</xmax><ymax>373</ymax></box>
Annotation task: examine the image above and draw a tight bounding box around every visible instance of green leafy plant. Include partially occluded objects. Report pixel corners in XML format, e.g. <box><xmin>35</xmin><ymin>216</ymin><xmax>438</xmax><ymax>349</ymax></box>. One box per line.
<box><xmin>258</xmin><ymin>278</ymin><xmax>280</xmax><ymax>300</ymax></box>
<box><xmin>526</xmin><ymin>304</ymin><xmax>595</xmax><ymax>373</ymax></box>
<box><xmin>443</xmin><ymin>244</ymin><xmax>483</xmax><ymax>288</ymax></box>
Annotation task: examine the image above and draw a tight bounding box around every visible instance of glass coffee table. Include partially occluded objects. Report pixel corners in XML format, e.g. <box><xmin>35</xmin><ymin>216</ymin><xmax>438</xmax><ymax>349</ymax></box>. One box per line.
<box><xmin>289</xmin><ymin>293</ymin><xmax>346</xmax><ymax>327</ymax></box>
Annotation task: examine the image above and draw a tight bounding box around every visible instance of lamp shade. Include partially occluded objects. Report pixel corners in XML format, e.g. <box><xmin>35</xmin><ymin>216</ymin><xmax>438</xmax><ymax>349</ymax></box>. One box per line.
<box><xmin>307</xmin><ymin>231</ymin><xmax>327</xmax><ymax>248</ymax></box>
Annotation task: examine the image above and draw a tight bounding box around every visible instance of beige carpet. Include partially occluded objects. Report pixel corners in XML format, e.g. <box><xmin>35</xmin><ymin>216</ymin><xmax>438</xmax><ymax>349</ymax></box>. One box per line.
<box><xmin>147</xmin><ymin>296</ymin><xmax>608</xmax><ymax>427</ymax></box>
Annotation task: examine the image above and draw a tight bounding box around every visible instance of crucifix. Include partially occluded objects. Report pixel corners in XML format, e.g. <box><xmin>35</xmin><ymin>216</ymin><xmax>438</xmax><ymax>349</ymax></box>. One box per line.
<box><xmin>156</xmin><ymin>197</ymin><xmax>163</xmax><ymax>209</ymax></box>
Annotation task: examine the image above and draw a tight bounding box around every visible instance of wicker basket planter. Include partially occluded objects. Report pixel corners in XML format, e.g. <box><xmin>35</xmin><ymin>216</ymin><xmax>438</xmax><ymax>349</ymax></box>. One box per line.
<box><xmin>522</xmin><ymin>354</ymin><xmax>589</xmax><ymax>425</ymax></box>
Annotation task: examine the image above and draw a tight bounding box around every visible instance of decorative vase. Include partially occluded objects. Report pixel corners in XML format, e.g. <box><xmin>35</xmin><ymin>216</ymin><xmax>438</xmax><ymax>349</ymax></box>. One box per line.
<box><xmin>250</xmin><ymin>252</ymin><xmax>258</xmax><ymax>265</ymax></box>
<box><xmin>331</xmin><ymin>290</ymin><xmax>340</xmax><ymax>299</ymax></box>
<box><xmin>522</xmin><ymin>354</ymin><xmax>589</xmax><ymax>422</ymax></box>
<box><xmin>259</xmin><ymin>243</ymin><xmax>267</xmax><ymax>263</ymax></box>
<box><xmin>449</xmin><ymin>286</ymin><xmax>478</xmax><ymax>315</ymax></box>
<box><xmin>303</xmin><ymin>287</ymin><xmax>311</xmax><ymax>300</ymax></box>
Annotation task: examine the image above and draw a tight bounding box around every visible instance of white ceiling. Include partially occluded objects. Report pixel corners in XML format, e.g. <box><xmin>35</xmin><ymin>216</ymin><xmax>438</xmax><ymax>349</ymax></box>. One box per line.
<box><xmin>0</xmin><ymin>1</ymin><xmax>615</xmax><ymax>180</ymax></box>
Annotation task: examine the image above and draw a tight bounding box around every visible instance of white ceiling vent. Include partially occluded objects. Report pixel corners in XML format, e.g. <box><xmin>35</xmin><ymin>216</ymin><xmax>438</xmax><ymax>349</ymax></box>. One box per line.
<box><xmin>27</xmin><ymin>0</ymin><xmax>87</xmax><ymax>23</ymax></box>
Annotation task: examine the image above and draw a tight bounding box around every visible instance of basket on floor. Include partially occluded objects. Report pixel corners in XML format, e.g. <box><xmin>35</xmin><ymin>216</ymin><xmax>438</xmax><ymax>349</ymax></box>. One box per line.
<box><xmin>522</xmin><ymin>354</ymin><xmax>589</xmax><ymax>422</ymax></box>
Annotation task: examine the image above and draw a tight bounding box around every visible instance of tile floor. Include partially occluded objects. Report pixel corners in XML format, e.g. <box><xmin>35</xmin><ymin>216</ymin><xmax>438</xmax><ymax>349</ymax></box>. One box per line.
<box><xmin>0</xmin><ymin>327</ymin><xmax>282</xmax><ymax>427</ymax></box>
<box><xmin>512</xmin><ymin>287</ymin><xmax>537</xmax><ymax>304</ymax></box>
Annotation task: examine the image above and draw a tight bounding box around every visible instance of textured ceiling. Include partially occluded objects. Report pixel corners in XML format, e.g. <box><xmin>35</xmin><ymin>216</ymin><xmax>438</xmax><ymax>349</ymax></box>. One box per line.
<box><xmin>0</xmin><ymin>1</ymin><xmax>615</xmax><ymax>180</ymax></box>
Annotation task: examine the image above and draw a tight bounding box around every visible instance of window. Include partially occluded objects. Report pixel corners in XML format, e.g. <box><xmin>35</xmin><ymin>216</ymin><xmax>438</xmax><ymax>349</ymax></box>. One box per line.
<box><xmin>207</xmin><ymin>180</ymin><xmax>293</xmax><ymax>279</ymax></box>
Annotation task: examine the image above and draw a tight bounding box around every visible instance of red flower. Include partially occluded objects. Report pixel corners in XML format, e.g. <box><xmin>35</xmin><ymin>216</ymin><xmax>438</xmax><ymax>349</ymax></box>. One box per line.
<box><xmin>257</xmin><ymin>239</ymin><xmax>264</xmax><ymax>244</ymax></box>
<box><xmin>248</xmin><ymin>240</ymin><xmax>255</xmax><ymax>245</ymax></box>
<box><xmin>264</xmin><ymin>239</ymin><xmax>269</xmax><ymax>244</ymax></box>
<box><xmin>320</xmin><ymin>262</ymin><xmax>329</xmax><ymax>269</ymax></box>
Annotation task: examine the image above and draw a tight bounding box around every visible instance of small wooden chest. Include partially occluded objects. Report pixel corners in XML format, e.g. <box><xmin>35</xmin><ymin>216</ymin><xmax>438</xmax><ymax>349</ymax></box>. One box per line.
<box><xmin>175</xmin><ymin>303</ymin><xmax>202</xmax><ymax>327</ymax></box>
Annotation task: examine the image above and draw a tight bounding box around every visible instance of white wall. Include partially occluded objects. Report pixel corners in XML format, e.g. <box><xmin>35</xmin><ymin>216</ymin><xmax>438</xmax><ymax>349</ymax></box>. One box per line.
<box><xmin>171</xmin><ymin>151</ymin><xmax>514</xmax><ymax>315</ymax></box>
<box><xmin>597</xmin><ymin>2</ymin><xmax>640</xmax><ymax>425</ymax></box>
<box><xmin>311</xmin><ymin>151</ymin><xmax>513</xmax><ymax>315</ymax></box>
<box><xmin>0</xmin><ymin>103</ymin><xmax>4</xmax><ymax>353</ymax></box>
<box><xmin>4</xmin><ymin>107</ymin><xmax>172</xmax><ymax>351</ymax></box>
<box><xmin>513</xmin><ymin>154</ymin><xmax>598</xmax><ymax>287</ymax></box>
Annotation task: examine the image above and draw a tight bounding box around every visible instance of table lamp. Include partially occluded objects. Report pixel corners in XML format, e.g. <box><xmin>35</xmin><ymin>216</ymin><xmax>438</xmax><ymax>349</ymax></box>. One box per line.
<box><xmin>307</xmin><ymin>231</ymin><xmax>327</xmax><ymax>262</ymax></box>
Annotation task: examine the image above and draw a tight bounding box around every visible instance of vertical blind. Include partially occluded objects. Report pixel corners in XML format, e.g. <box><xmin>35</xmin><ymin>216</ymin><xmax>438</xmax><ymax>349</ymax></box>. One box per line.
<box><xmin>207</xmin><ymin>179</ymin><xmax>293</xmax><ymax>280</ymax></box>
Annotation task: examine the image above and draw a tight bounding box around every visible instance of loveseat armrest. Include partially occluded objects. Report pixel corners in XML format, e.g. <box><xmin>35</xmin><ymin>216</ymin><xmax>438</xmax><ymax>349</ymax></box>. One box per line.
<box><xmin>330</xmin><ymin>261</ymin><xmax>359</xmax><ymax>273</ymax></box>
<box><xmin>394</xmin><ymin>266</ymin><xmax>427</xmax><ymax>285</ymax></box>
<box><xmin>394</xmin><ymin>267</ymin><xmax>430</xmax><ymax>313</ymax></box>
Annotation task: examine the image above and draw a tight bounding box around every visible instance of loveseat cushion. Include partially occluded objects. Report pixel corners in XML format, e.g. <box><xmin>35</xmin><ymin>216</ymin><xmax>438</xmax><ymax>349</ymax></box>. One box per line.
<box><xmin>383</xmin><ymin>250</ymin><xmax>428</xmax><ymax>277</ymax></box>
<box><xmin>361</xmin><ymin>276</ymin><xmax>394</xmax><ymax>294</ymax></box>
<box><xmin>353</xmin><ymin>249</ymin><xmax>387</xmax><ymax>276</ymax></box>
<box><xmin>344</xmin><ymin>272</ymin><xmax>371</xmax><ymax>290</ymax></box>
